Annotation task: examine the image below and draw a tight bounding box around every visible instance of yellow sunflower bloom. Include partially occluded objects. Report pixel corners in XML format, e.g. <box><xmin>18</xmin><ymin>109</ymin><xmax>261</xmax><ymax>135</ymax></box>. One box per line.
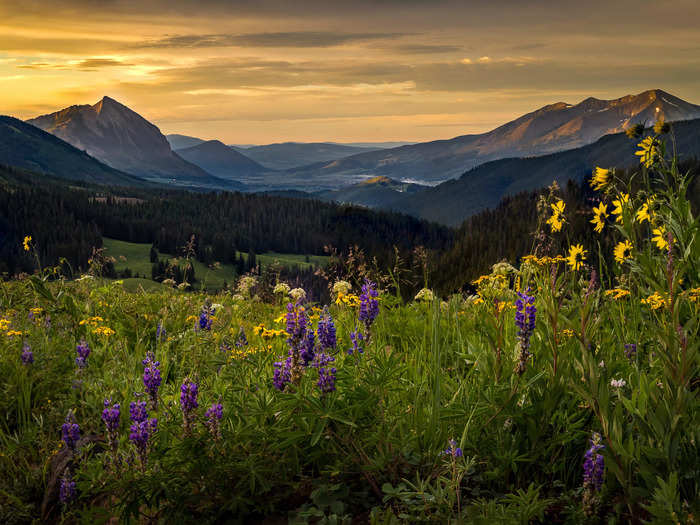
<box><xmin>546</xmin><ymin>199</ymin><xmax>565</xmax><ymax>233</ymax></box>
<box><xmin>611</xmin><ymin>193</ymin><xmax>630</xmax><ymax>224</ymax></box>
<box><xmin>590</xmin><ymin>167</ymin><xmax>610</xmax><ymax>191</ymax></box>
<box><xmin>635</xmin><ymin>136</ymin><xmax>660</xmax><ymax>168</ymax></box>
<box><xmin>23</xmin><ymin>235</ymin><xmax>32</xmax><ymax>252</ymax></box>
<box><xmin>590</xmin><ymin>202</ymin><xmax>608</xmax><ymax>233</ymax></box>
<box><xmin>613</xmin><ymin>240</ymin><xmax>633</xmax><ymax>264</ymax></box>
<box><xmin>652</xmin><ymin>226</ymin><xmax>669</xmax><ymax>251</ymax></box>
<box><xmin>566</xmin><ymin>244</ymin><xmax>587</xmax><ymax>271</ymax></box>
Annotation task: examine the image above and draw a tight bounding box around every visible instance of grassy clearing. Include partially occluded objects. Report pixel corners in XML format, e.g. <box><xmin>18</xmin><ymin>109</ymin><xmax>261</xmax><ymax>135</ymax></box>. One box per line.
<box><xmin>103</xmin><ymin>238</ymin><xmax>328</xmax><ymax>291</ymax></box>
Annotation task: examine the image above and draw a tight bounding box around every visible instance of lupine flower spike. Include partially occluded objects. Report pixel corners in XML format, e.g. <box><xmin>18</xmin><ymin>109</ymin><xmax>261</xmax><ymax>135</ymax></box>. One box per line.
<box><xmin>61</xmin><ymin>411</ymin><xmax>80</xmax><ymax>452</ymax></box>
<box><xmin>102</xmin><ymin>399</ymin><xmax>121</xmax><ymax>453</ymax></box>
<box><xmin>443</xmin><ymin>439</ymin><xmax>463</xmax><ymax>458</ymax></box>
<box><xmin>582</xmin><ymin>432</ymin><xmax>605</xmax><ymax>516</ymax></box>
<box><xmin>514</xmin><ymin>291</ymin><xmax>536</xmax><ymax>375</ymax></box>
<box><xmin>59</xmin><ymin>468</ymin><xmax>76</xmax><ymax>506</ymax></box>
<box><xmin>142</xmin><ymin>352</ymin><xmax>162</xmax><ymax>410</ymax></box>
<box><xmin>205</xmin><ymin>401</ymin><xmax>223</xmax><ymax>440</ymax></box>
<box><xmin>359</xmin><ymin>280</ymin><xmax>379</xmax><ymax>344</ymax></box>
<box><xmin>21</xmin><ymin>342</ymin><xmax>34</xmax><ymax>365</ymax></box>
<box><xmin>180</xmin><ymin>379</ymin><xmax>199</xmax><ymax>435</ymax></box>
<box><xmin>313</xmin><ymin>353</ymin><xmax>336</xmax><ymax>394</ymax></box>
<box><xmin>75</xmin><ymin>339</ymin><xmax>90</xmax><ymax>369</ymax></box>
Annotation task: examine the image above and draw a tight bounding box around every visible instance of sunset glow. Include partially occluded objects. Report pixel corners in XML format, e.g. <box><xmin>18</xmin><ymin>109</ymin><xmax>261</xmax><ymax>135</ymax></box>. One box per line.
<box><xmin>2</xmin><ymin>0</ymin><xmax>700</xmax><ymax>143</ymax></box>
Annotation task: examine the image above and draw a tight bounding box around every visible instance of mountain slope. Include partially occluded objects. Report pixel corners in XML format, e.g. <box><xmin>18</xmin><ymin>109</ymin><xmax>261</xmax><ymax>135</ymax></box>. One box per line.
<box><xmin>232</xmin><ymin>142</ymin><xmax>380</xmax><ymax>170</ymax></box>
<box><xmin>166</xmin><ymin>134</ymin><xmax>206</xmax><ymax>150</ymax></box>
<box><xmin>0</xmin><ymin>116</ymin><xmax>145</xmax><ymax>186</ymax></box>
<box><xmin>287</xmin><ymin>89</ymin><xmax>700</xmax><ymax>185</ymax></box>
<box><xmin>396</xmin><ymin>118</ymin><xmax>700</xmax><ymax>226</ymax></box>
<box><xmin>176</xmin><ymin>140</ymin><xmax>262</xmax><ymax>186</ymax></box>
<box><xmin>317</xmin><ymin>176</ymin><xmax>426</xmax><ymax>208</ymax></box>
<box><xmin>26</xmin><ymin>97</ymin><xmax>219</xmax><ymax>183</ymax></box>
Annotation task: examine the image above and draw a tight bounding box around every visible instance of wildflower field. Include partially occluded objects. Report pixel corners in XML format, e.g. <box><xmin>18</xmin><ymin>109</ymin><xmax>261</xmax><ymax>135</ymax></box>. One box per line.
<box><xmin>1</xmin><ymin>127</ymin><xmax>699</xmax><ymax>523</ymax></box>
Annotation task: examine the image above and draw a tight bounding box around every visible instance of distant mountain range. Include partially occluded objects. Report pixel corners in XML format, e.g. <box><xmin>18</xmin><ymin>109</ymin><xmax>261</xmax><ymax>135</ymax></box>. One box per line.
<box><xmin>7</xmin><ymin>89</ymin><xmax>700</xmax><ymax>229</ymax></box>
<box><xmin>175</xmin><ymin>140</ymin><xmax>262</xmax><ymax>188</ymax></box>
<box><xmin>0</xmin><ymin>116</ymin><xmax>143</xmax><ymax>186</ymax></box>
<box><xmin>166</xmin><ymin>134</ymin><xmax>206</xmax><ymax>151</ymax></box>
<box><xmin>284</xmin><ymin>89</ymin><xmax>700</xmax><ymax>185</ymax></box>
<box><xmin>229</xmin><ymin>142</ymin><xmax>380</xmax><ymax>170</ymax></box>
<box><xmin>394</xmin><ymin>117</ymin><xmax>700</xmax><ymax>226</ymax></box>
<box><xmin>26</xmin><ymin>97</ymin><xmax>222</xmax><ymax>185</ymax></box>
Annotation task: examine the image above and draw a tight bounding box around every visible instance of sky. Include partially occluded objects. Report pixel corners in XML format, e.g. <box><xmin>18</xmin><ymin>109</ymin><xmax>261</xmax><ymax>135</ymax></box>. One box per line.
<box><xmin>1</xmin><ymin>0</ymin><xmax>700</xmax><ymax>143</ymax></box>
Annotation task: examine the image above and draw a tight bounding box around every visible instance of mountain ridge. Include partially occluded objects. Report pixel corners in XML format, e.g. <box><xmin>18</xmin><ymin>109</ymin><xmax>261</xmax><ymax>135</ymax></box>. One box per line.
<box><xmin>284</xmin><ymin>89</ymin><xmax>700</xmax><ymax>185</ymax></box>
<box><xmin>0</xmin><ymin>115</ymin><xmax>146</xmax><ymax>186</ymax></box>
<box><xmin>26</xmin><ymin>97</ymin><xmax>222</xmax><ymax>184</ymax></box>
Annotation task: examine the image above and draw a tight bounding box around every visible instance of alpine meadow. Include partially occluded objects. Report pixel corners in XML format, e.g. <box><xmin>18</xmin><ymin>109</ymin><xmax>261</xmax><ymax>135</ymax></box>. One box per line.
<box><xmin>1</xmin><ymin>1</ymin><xmax>699</xmax><ymax>523</ymax></box>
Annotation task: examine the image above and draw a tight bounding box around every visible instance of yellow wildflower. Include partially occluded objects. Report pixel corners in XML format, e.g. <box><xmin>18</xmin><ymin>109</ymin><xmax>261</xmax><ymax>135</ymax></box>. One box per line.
<box><xmin>611</xmin><ymin>193</ymin><xmax>629</xmax><ymax>224</ymax></box>
<box><xmin>635</xmin><ymin>136</ymin><xmax>660</xmax><ymax>168</ymax></box>
<box><xmin>590</xmin><ymin>202</ymin><xmax>608</xmax><ymax>233</ymax></box>
<box><xmin>613</xmin><ymin>240</ymin><xmax>633</xmax><ymax>264</ymax></box>
<box><xmin>635</xmin><ymin>197</ymin><xmax>656</xmax><ymax>224</ymax></box>
<box><xmin>23</xmin><ymin>235</ymin><xmax>32</xmax><ymax>252</ymax></box>
<box><xmin>561</xmin><ymin>329</ymin><xmax>575</xmax><ymax>338</ymax></box>
<box><xmin>5</xmin><ymin>330</ymin><xmax>23</xmax><ymax>337</ymax></box>
<box><xmin>641</xmin><ymin>292</ymin><xmax>666</xmax><ymax>310</ymax></box>
<box><xmin>652</xmin><ymin>226</ymin><xmax>669</xmax><ymax>251</ymax></box>
<box><xmin>590</xmin><ymin>167</ymin><xmax>610</xmax><ymax>191</ymax></box>
<box><xmin>335</xmin><ymin>293</ymin><xmax>361</xmax><ymax>307</ymax></box>
<box><xmin>566</xmin><ymin>244</ymin><xmax>587</xmax><ymax>271</ymax></box>
<box><xmin>471</xmin><ymin>275</ymin><xmax>491</xmax><ymax>286</ymax></box>
<box><xmin>546</xmin><ymin>199</ymin><xmax>565</xmax><ymax>233</ymax></box>
<box><xmin>687</xmin><ymin>288</ymin><xmax>700</xmax><ymax>303</ymax></box>
<box><xmin>0</xmin><ymin>318</ymin><xmax>10</xmax><ymax>330</ymax></box>
<box><xmin>93</xmin><ymin>326</ymin><xmax>115</xmax><ymax>337</ymax></box>
<box><xmin>604</xmin><ymin>288</ymin><xmax>631</xmax><ymax>300</ymax></box>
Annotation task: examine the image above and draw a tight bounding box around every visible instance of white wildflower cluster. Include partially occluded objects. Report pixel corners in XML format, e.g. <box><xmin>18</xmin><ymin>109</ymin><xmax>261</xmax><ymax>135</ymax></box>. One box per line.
<box><xmin>332</xmin><ymin>280</ymin><xmax>352</xmax><ymax>297</ymax></box>
<box><xmin>414</xmin><ymin>288</ymin><xmax>435</xmax><ymax>303</ymax></box>
<box><xmin>237</xmin><ymin>276</ymin><xmax>257</xmax><ymax>298</ymax></box>
<box><xmin>273</xmin><ymin>282</ymin><xmax>291</xmax><ymax>296</ymax></box>
<box><xmin>289</xmin><ymin>288</ymin><xmax>307</xmax><ymax>302</ymax></box>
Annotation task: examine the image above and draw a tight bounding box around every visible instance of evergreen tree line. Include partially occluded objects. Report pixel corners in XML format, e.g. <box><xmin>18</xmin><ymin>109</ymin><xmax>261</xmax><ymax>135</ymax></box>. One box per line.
<box><xmin>432</xmin><ymin>159</ymin><xmax>700</xmax><ymax>295</ymax></box>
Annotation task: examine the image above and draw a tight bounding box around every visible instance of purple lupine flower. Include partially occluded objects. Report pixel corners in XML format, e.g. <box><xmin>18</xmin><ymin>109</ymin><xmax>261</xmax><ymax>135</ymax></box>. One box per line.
<box><xmin>285</xmin><ymin>302</ymin><xmax>308</xmax><ymax>343</ymax></box>
<box><xmin>235</xmin><ymin>327</ymin><xmax>248</xmax><ymax>348</ymax></box>
<box><xmin>583</xmin><ymin>432</ymin><xmax>605</xmax><ymax>491</ymax></box>
<box><xmin>317</xmin><ymin>311</ymin><xmax>337</xmax><ymax>350</ymax></box>
<box><xmin>624</xmin><ymin>343</ymin><xmax>637</xmax><ymax>362</ymax></box>
<box><xmin>273</xmin><ymin>355</ymin><xmax>293</xmax><ymax>391</ymax></box>
<box><xmin>348</xmin><ymin>330</ymin><xmax>364</xmax><ymax>355</ymax></box>
<box><xmin>102</xmin><ymin>399</ymin><xmax>121</xmax><ymax>452</ymax></box>
<box><xmin>313</xmin><ymin>353</ymin><xmax>336</xmax><ymax>394</ymax></box>
<box><xmin>129</xmin><ymin>417</ymin><xmax>157</xmax><ymax>468</ymax></box>
<box><xmin>59</xmin><ymin>468</ymin><xmax>76</xmax><ymax>505</ymax></box>
<box><xmin>156</xmin><ymin>321</ymin><xmax>166</xmax><ymax>342</ymax></box>
<box><xmin>129</xmin><ymin>400</ymin><xmax>148</xmax><ymax>424</ymax></box>
<box><xmin>180</xmin><ymin>380</ymin><xmax>199</xmax><ymax>434</ymax></box>
<box><xmin>300</xmin><ymin>329</ymin><xmax>316</xmax><ymax>366</ymax></box>
<box><xmin>142</xmin><ymin>353</ymin><xmax>162</xmax><ymax>410</ymax></box>
<box><xmin>205</xmin><ymin>402</ymin><xmax>223</xmax><ymax>440</ymax></box>
<box><xmin>514</xmin><ymin>291</ymin><xmax>537</xmax><ymax>375</ymax></box>
<box><xmin>443</xmin><ymin>439</ymin><xmax>463</xmax><ymax>458</ymax></box>
<box><xmin>21</xmin><ymin>342</ymin><xmax>34</xmax><ymax>365</ymax></box>
<box><xmin>75</xmin><ymin>339</ymin><xmax>90</xmax><ymax>369</ymax></box>
<box><xmin>198</xmin><ymin>307</ymin><xmax>213</xmax><ymax>331</ymax></box>
<box><xmin>358</xmin><ymin>280</ymin><xmax>379</xmax><ymax>330</ymax></box>
<box><xmin>61</xmin><ymin>411</ymin><xmax>80</xmax><ymax>452</ymax></box>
